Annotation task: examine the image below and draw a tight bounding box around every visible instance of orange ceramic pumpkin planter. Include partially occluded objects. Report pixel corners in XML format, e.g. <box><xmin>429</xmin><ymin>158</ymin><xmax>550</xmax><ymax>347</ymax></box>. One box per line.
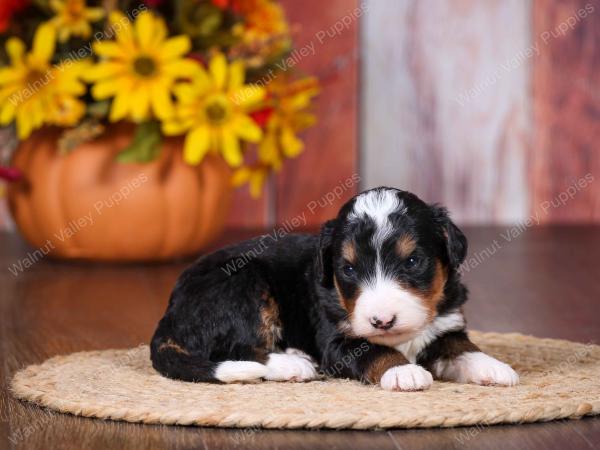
<box><xmin>7</xmin><ymin>125</ymin><xmax>233</xmax><ymax>262</ymax></box>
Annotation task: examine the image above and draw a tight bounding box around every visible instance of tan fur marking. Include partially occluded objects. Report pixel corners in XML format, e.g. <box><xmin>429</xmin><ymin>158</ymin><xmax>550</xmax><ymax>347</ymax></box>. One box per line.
<box><xmin>158</xmin><ymin>339</ymin><xmax>189</xmax><ymax>355</ymax></box>
<box><xmin>341</xmin><ymin>241</ymin><xmax>357</xmax><ymax>263</ymax></box>
<box><xmin>365</xmin><ymin>351</ymin><xmax>409</xmax><ymax>383</ymax></box>
<box><xmin>258</xmin><ymin>292</ymin><xmax>282</xmax><ymax>352</ymax></box>
<box><xmin>334</xmin><ymin>275</ymin><xmax>360</xmax><ymax>316</ymax></box>
<box><xmin>396</xmin><ymin>234</ymin><xmax>417</xmax><ymax>258</ymax></box>
<box><xmin>406</xmin><ymin>260</ymin><xmax>447</xmax><ymax>320</ymax></box>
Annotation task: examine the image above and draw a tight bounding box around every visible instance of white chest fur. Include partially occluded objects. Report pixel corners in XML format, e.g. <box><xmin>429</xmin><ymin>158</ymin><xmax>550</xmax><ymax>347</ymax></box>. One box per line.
<box><xmin>395</xmin><ymin>310</ymin><xmax>465</xmax><ymax>363</ymax></box>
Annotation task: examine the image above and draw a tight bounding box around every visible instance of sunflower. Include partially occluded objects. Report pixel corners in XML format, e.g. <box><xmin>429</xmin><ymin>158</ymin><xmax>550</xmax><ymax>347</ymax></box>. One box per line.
<box><xmin>0</xmin><ymin>24</ymin><xmax>88</xmax><ymax>139</ymax></box>
<box><xmin>257</xmin><ymin>77</ymin><xmax>319</xmax><ymax>169</ymax></box>
<box><xmin>49</xmin><ymin>0</ymin><xmax>104</xmax><ymax>42</ymax></box>
<box><xmin>87</xmin><ymin>11</ymin><xmax>199</xmax><ymax>123</ymax></box>
<box><xmin>163</xmin><ymin>52</ymin><xmax>265</xmax><ymax>167</ymax></box>
<box><xmin>232</xmin><ymin>77</ymin><xmax>318</xmax><ymax>198</ymax></box>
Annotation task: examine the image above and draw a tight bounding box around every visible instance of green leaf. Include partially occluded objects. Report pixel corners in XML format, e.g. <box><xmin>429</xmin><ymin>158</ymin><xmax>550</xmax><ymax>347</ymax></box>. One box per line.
<box><xmin>116</xmin><ymin>122</ymin><xmax>162</xmax><ymax>164</ymax></box>
<box><xmin>87</xmin><ymin>101</ymin><xmax>111</xmax><ymax>119</ymax></box>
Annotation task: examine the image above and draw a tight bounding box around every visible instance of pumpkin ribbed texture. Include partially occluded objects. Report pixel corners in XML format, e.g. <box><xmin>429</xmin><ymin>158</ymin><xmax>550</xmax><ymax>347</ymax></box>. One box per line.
<box><xmin>7</xmin><ymin>125</ymin><xmax>233</xmax><ymax>261</ymax></box>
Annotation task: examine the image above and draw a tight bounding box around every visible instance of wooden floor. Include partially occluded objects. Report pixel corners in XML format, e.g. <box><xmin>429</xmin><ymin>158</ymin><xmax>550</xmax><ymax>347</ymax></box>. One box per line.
<box><xmin>1</xmin><ymin>227</ymin><xmax>599</xmax><ymax>450</ymax></box>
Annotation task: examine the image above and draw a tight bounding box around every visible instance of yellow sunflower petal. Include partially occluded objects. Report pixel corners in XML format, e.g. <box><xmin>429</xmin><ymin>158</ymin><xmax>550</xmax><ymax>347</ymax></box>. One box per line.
<box><xmin>230</xmin><ymin>85</ymin><xmax>265</xmax><ymax>108</ymax></box>
<box><xmin>85</xmin><ymin>7</ymin><xmax>105</xmax><ymax>22</ymax></box>
<box><xmin>130</xmin><ymin>88</ymin><xmax>151</xmax><ymax>122</ymax></box>
<box><xmin>173</xmin><ymin>82</ymin><xmax>198</xmax><ymax>101</ymax></box>
<box><xmin>151</xmin><ymin>82</ymin><xmax>175</xmax><ymax>120</ymax></box>
<box><xmin>191</xmin><ymin>68</ymin><xmax>212</xmax><ymax>91</ymax></box>
<box><xmin>31</xmin><ymin>24</ymin><xmax>56</xmax><ymax>66</ymax></box>
<box><xmin>87</xmin><ymin>62</ymin><xmax>125</xmax><ymax>81</ymax></box>
<box><xmin>232</xmin><ymin>114</ymin><xmax>262</xmax><ymax>142</ymax></box>
<box><xmin>49</xmin><ymin>0</ymin><xmax>63</xmax><ymax>12</ymax></box>
<box><xmin>151</xmin><ymin>14</ymin><xmax>168</xmax><ymax>46</ymax></box>
<box><xmin>258</xmin><ymin>133</ymin><xmax>282</xmax><ymax>169</ymax></box>
<box><xmin>163</xmin><ymin>118</ymin><xmax>192</xmax><ymax>136</ymax></box>
<box><xmin>93</xmin><ymin>41</ymin><xmax>128</xmax><ymax>59</ymax></box>
<box><xmin>209</xmin><ymin>53</ymin><xmax>227</xmax><ymax>90</ymax></box>
<box><xmin>220</xmin><ymin>129</ymin><xmax>243</xmax><ymax>167</ymax></box>
<box><xmin>110</xmin><ymin>11</ymin><xmax>134</xmax><ymax>49</ymax></box>
<box><xmin>109</xmin><ymin>91</ymin><xmax>131</xmax><ymax>122</ymax></box>
<box><xmin>231</xmin><ymin>167</ymin><xmax>251</xmax><ymax>187</ymax></box>
<box><xmin>163</xmin><ymin>59</ymin><xmax>200</xmax><ymax>78</ymax></box>
<box><xmin>57</xmin><ymin>27</ymin><xmax>71</xmax><ymax>43</ymax></box>
<box><xmin>6</xmin><ymin>38</ymin><xmax>26</xmax><ymax>65</ymax></box>
<box><xmin>250</xmin><ymin>170</ymin><xmax>267</xmax><ymax>198</ymax></box>
<box><xmin>159</xmin><ymin>36</ymin><xmax>191</xmax><ymax>60</ymax></box>
<box><xmin>91</xmin><ymin>79</ymin><xmax>120</xmax><ymax>99</ymax></box>
<box><xmin>281</xmin><ymin>126</ymin><xmax>304</xmax><ymax>157</ymax></box>
<box><xmin>228</xmin><ymin>60</ymin><xmax>245</xmax><ymax>91</ymax></box>
<box><xmin>135</xmin><ymin>11</ymin><xmax>155</xmax><ymax>51</ymax></box>
<box><xmin>16</xmin><ymin>108</ymin><xmax>34</xmax><ymax>139</ymax></box>
<box><xmin>183</xmin><ymin>125</ymin><xmax>211</xmax><ymax>165</ymax></box>
<box><xmin>0</xmin><ymin>68</ymin><xmax>22</xmax><ymax>85</ymax></box>
<box><xmin>0</xmin><ymin>102</ymin><xmax>16</xmax><ymax>125</ymax></box>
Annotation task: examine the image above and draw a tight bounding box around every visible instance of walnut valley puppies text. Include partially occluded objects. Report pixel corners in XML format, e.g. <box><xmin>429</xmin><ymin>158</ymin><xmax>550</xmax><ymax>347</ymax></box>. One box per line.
<box><xmin>220</xmin><ymin>173</ymin><xmax>360</xmax><ymax>276</ymax></box>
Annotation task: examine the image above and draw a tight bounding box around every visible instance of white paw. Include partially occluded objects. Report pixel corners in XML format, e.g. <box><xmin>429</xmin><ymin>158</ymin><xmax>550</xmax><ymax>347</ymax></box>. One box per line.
<box><xmin>285</xmin><ymin>347</ymin><xmax>316</xmax><ymax>362</ymax></box>
<box><xmin>435</xmin><ymin>352</ymin><xmax>519</xmax><ymax>386</ymax></box>
<box><xmin>380</xmin><ymin>364</ymin><xmax>433</xmax><ymax>391</ymax></box>
<box><xmin>265</xmin><ymin>351</ymin><xmax>318</xmax><ymax>382</ymax></box>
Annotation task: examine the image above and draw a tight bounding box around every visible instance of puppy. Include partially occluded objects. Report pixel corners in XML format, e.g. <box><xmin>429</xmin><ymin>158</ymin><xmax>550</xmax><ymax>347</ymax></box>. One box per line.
<box><xmin>150</xmin><ymin>187</ymin><xmax>518</xmax><ymax>391</ymax></box>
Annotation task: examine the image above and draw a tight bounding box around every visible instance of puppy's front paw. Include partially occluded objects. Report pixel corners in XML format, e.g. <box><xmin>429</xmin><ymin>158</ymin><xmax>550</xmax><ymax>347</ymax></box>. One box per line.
<box><xmin>436</xmin><ymin>352</ymin><xmax>519</xmax><ymax>386</ymax></box>
<box><xmin>380</xmin><ymin>364</ymin><xmax>433</xmax><ymax>391</ymax></box>
<box><xmin>265</xmin><ymin>352</ymin><xmax>318</xmax><ymax>382</ymax></box>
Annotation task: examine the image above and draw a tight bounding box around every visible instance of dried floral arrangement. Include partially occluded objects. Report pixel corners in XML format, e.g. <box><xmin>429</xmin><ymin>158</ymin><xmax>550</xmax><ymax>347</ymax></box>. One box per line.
<box><xmin>0</xmin><ymin>0</ymin><xmax>319</xmax><ymax>196</ymax></box>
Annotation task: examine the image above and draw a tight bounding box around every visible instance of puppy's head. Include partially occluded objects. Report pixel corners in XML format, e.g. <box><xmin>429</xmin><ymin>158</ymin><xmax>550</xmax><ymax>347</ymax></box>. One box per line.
<box><xmin>316</xmin><ymin>187</ymin><xmax>467</xmax><ymax>346</ymax></box>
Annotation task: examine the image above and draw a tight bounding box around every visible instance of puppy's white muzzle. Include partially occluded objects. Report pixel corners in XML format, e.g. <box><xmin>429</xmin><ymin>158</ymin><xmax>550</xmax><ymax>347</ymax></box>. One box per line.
<box><xmin>350</xmin><ymin>277</ymin><xmax>428</xmax><ymax>338</ymax></box>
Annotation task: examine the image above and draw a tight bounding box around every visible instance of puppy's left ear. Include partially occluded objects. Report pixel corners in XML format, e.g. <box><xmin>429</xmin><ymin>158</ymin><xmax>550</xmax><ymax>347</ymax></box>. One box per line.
<box><xmin>315</xmin><ymin>219</ymin><xmax>338</xmax><ymax>289</ymax></box>
<box><xmin>431</xmin><ymin>205</ymin><xmax>467</xmax><ymax>269</ymax></box>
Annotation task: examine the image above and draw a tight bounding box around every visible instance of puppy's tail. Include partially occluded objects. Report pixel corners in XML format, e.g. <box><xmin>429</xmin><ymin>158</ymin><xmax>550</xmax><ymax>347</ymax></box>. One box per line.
<box><xmin>151</xmin><ymin>344</ymin><xmax>267</xmax><ymax>383</ymax></box>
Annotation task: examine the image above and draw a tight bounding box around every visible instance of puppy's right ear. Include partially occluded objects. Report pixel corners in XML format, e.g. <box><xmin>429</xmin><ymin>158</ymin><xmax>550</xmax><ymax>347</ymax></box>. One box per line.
<box><xmin>315</xmin><ymin>219</ymin><xmax>337</xmax><ymax>289</ymax></box>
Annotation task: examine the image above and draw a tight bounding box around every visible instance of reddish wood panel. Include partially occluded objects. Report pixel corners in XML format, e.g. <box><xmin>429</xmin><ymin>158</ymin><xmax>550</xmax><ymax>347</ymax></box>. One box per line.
<box><xmin>0</xmin><ymin>199</ymin><xmax>9</xmax><ymax>230</ymax></box>
<box><xmin>224</xmin><ymin>184</ymin><xmax>271</xmax><ymax>228</ymax></box>
<box><xmin>532</xmin><ymin>0</ymin><xmax>600</xmax><ymax>223</ymax></box>
<box><xmin>275</xmin><ymin>0</ymin><xmax>360</xmax><ymax>227</ymax></box>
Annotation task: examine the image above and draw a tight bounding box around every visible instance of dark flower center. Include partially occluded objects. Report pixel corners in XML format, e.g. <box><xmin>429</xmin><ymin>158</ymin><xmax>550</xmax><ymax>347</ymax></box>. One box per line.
<box><xmin>206</xmin><ymin>102</ymin><xmax>228</xmax><ymax>123</ymax></box>
<box><xmin>133</xmin><ymin>56</ymin><xmax>157</xmax><ymax>77</ymax></box>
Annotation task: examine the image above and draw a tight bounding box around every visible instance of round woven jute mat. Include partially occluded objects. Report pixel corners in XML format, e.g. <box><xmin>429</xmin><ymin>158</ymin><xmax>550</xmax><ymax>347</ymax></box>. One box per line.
<box><xmin>10</xmin><ymin>332</ymin><xmax>600</xmax><ymax>430</ymax></box>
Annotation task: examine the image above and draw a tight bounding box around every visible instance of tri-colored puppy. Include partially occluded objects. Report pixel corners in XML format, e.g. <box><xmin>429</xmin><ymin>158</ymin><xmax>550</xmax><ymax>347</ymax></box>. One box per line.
<box><xmin>151</xmin><ymin>187</ymin><xmax>518</xmax><ymax>391</ymax></box>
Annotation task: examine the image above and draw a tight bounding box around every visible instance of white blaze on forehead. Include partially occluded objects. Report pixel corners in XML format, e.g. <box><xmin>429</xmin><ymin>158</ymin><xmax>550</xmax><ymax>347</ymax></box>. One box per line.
<box><xmin>348</xmin><ymin>189</ymin><xmax>406</xmax><ymax>248</ymax></box>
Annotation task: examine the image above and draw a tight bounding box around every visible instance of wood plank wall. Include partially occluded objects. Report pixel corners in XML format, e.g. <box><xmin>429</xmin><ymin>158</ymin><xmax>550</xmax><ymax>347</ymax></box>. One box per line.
<box><xmin>275</xmin><ymin>0</ymin><xmax>359</xmax><ymax>226</ymax></box>
<box><xmin>532</xmin><ymin>0</ymin><xmax>600</xmax><ymax>223</ymax></box>
<box><xmin>363</xmin><ymin>0</ymin><xmax>600</xmax><ymax>225</ymax></box>
<box><xmin>362</xmin><ymin>0</ymin><xmax>531</xmax><ymax>224</ymax></box>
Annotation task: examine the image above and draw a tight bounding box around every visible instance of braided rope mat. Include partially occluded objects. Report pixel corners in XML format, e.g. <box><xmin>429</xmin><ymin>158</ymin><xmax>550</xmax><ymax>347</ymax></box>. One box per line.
<box><xmin>10</xmin><ymin>332</ymin><xmax>600</xmax><ymax>430</ymax></box>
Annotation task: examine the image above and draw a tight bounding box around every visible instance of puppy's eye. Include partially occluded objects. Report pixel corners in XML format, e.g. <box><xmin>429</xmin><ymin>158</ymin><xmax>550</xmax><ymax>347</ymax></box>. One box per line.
<box><xmin>405</xmin><ymin>256</ymin><xmax>420</xmax><ymax>269</ymax></box>
<box><xmin>342</xmin><ymin>264</ymin><xmax>355</xmax><ymax>277</ymax></box>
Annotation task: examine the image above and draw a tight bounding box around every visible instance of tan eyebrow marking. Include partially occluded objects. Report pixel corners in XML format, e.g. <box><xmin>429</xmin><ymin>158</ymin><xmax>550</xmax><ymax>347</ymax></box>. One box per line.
<box><xmin>396</xmin><ymin>234</ymin><xmax>417</xmax><ymax>258</ymax></box>
<box><xmin>341</xmin><ymin>241</ymin><xmax>357</xmax><ymax>263</ymax></box>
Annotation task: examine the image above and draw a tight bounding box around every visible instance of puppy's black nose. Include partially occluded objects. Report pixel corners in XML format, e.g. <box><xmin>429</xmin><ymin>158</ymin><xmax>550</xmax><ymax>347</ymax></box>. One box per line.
<box><xmin>370</xmin><ymin>315</ymin><xmax>396</xmax><ymax>330</ymax></box>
